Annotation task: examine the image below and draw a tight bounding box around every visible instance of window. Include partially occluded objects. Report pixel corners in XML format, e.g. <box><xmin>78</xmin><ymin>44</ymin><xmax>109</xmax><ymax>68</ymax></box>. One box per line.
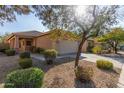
<box><xmin>26</xmin><ymin>41</ymin><xmax>32</xmax><ymax>46</ymax></box>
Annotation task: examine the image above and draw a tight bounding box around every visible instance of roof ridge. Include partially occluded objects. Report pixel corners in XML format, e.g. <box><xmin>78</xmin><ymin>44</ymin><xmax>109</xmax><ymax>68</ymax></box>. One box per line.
<box><xmin>13</xmin><ymin>30</ymin><xmax>41</xmax><ymax>34</ymax></box>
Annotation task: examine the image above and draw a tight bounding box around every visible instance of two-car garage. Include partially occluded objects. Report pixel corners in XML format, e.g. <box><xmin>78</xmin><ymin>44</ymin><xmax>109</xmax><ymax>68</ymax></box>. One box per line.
<box><xmin>55</xmin><ymin>40</ymin><xmax>79</xmax><ymax>55</ymax></box>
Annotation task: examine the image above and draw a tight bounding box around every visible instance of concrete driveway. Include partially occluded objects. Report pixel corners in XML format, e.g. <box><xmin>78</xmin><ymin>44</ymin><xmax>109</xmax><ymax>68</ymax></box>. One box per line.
<box><xmin>81</xmin><ymin>53</ymin><xmax>124</xmax><ymax>69</ymax></box>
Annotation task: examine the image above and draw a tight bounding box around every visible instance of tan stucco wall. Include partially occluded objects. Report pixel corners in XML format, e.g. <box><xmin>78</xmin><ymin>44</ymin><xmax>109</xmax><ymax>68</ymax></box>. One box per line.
<box><xmin>35</xmin><ymin>35</ymin><xmax>53</xmax><ymax>49</ymax></box>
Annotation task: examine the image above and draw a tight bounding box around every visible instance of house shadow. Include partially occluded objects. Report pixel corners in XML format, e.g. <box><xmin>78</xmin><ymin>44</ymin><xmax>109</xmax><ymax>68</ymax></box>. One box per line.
<box><xmin>74</xmin><ymin>78</ymin><xmax>96</xmax><ymax>88</ymax></box>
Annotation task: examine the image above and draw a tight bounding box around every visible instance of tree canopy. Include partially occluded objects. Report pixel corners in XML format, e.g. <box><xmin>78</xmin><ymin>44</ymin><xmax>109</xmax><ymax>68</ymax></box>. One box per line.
<box><xmin>47</xmin><ymin>28</ymin><xmax>81</xmax><ymax>41</ymax></box>
<box><xmin>97</xmin><ymin>27</ymin><xmax>124</xmax><ymax>53</ymax></box>
<box><xmin>0</xmin><ymin>5</ymin><xmax>31</xmax><ymax>25</ymax></box>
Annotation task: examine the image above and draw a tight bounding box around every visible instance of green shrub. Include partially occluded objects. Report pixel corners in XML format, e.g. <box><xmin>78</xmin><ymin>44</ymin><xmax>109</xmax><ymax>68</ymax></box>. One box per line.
<box><xmin>0</xmin><ymin>43</ymin><xmax>10</xmax><ymax>53</ymax></box>
<box><xmin>96</xmin><ymin>59</ymin><xmax>113</xmax><ymax>70</ymax></box>
<box><xmin>19</xmin><ymin>58</ymin><xmax>32</xmax><ymax>69</ymax></box>
<box><xmin>36</xmin><ymin>47</ymin><xmax>45</xmax><ymax>54</ymax></box>
<box><xmin>0</xmin><ymin>49</ymin><xmax>6</xmax><ymax>53</ymax></box>
<box><xmin>75</xmin><ymin>66</ymin><xmax>94</xmax><ymax>82</ymax></box>
<box><xmin>35</xmin><ymin>47</ymin><xmax>41</xmax><ymax>53</ymax></box>
<box><xmin>30</xmin><ymin>46</ymin><xmax>37</xmax><ymax>53</ymax></box>
<box><xmin>4</xmin><ymin>67</ymin><xmax>44</xmax><ymax>88</ymax></box>
<box><xmin>20</xmin><ymin>52</ymin><xmax>30</xmax><ymax>58</ymax></box>
<box><xmin>30</xmin><ymin>47</ymin><xmax>45</xmax><ymax>54</ymax></box>
<box><xmin>92</xmin><ymin>45</ymin><xmax>102</xmax><ymax>54</ymax></box>
<box><xmin>44</xmin><ymin>49</ymin><xmax>57</xmax><ymax>57</ymax></box>
<box><xmin>87</xmin><ymin>40</ymin><xmax>94</xmax><ymax>52</ymax></box>
<box><xmin>5</xmin><ymin>49</ymin><xmax>15</xmax><ymax>56</ymax></box>
<box><xmin>39</xmin><ymin>48</ymin><xmax>45</xmax><ymax>54</ymax></box>
<box><xmin>43</xmin><ymin>49</ymin><xmax>58</xmax><ymax>64</ymax></box>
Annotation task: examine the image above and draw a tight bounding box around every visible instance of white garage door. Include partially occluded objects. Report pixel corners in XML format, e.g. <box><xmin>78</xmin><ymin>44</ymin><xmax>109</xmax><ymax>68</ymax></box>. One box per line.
<box><xmin>56</xmin><ymin>40</ymin><xmax>78</xmax><ymax>55</ymax></box>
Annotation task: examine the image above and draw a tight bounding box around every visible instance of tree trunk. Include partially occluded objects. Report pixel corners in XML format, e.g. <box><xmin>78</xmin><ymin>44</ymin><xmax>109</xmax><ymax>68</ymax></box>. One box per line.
<box><xmin>114</xmin><ymin>47</ymin><xmax>117</xmax><ymax>54</ymax></box>
<box><xmin>75</xmin><ymin>38</ymin><xmax>86</xmax><ymax>68</ymax></box>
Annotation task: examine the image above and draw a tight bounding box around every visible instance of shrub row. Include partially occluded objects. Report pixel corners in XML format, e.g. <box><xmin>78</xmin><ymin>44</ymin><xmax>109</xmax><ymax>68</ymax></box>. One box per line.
<box><xmin>18</xmin><ymin>49</ymin><xmax>58</xmax><ymax>68</ymax></box>
<box><xmin>4</xmin><ymin>51</ymin><xmax>44</xmax><ymax>88</ymax></box>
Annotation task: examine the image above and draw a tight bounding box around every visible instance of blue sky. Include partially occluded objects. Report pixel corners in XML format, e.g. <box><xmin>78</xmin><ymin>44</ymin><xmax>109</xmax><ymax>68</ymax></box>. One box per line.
<box><xmin>0</xmin><ymin>13</ymin><xmax>48</xmax><ymax>35</ymax></box>
<box><xmin>0</xmin><ymin>9</ymin><xmax>124</xmax><ymax>36</ymax></box>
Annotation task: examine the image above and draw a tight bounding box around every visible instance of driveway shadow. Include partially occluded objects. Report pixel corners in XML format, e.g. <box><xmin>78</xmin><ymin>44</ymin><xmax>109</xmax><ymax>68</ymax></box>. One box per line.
<box><xmin>32</xmin><ymin>57</ymin><xmax>75</xmax><ymax>72</ymax></box>
<box><xmin>32</xmin><ymin>54</ymin><xmax>84</xmax><ymax>73</ymax></box>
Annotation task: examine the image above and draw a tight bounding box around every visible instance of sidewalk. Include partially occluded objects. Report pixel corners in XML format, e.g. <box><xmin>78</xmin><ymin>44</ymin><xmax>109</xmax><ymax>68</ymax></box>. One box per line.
<box><xmin>117</xmin><ymin>64</ymin><xmax>124</xmax><ymax>88</ymax></box>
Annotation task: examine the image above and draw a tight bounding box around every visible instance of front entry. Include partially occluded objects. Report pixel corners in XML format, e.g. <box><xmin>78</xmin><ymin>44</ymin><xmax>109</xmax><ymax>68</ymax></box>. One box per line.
<box><xmin>25</xmin><ymin>40</ymin><xmax>32</xmax><ymax>51</ymax></box>
<box><xmin>19</xmin><ymin>39</ymin><xmax>33</xmax><ymax>52</ymax></box>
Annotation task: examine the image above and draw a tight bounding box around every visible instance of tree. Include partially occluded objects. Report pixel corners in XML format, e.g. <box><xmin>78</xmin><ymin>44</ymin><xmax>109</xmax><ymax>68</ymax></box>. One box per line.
<box><xmin>0</xmin><ymin>32</ymin><xmax>10</xmax><ymax>43</ymax></box>
<box><xmin>0</xmin><ymin>5</ymin><xmax>31</xmax><ymax>25</ymax></box>
<box><xmin>97</xmin><ymin>27</ymin><xmax>124</xmax><ymax>54</ymax></box>
<box><xmin>48</xmin><ymin>28</ymin><xmax>80</xmax><ymax>41</ymax></box>
<box><xmin>33</xmin><ymin>5</ymin><xmax>120</xmax><ymax>68</ymax></box>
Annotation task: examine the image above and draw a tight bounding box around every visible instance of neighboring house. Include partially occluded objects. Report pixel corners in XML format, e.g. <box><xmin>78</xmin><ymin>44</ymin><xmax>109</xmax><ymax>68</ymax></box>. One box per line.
<box><xmin>5</xmin><ymin>30</ymin><xmax>88</xmax><ymax>55</ymax></box>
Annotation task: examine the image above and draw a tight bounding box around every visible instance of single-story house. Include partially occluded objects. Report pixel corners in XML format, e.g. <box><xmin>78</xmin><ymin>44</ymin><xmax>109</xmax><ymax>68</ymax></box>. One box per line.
<box><xmin>5</xmin><ymin>30</ymin><xmax>88</xmax><ymax>55</ymax></box>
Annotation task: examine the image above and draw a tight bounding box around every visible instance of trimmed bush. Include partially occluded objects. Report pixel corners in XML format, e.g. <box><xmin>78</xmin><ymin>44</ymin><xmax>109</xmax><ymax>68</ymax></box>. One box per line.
<box><xmin>5</xmin><ymin>49</ymin><xmax>15</xmax><ymax>56</ymax></box>
<box><xmin>20</xmin><ymin>52</ymin><xmax>30</xmax><ymax>58</ymax></box>
<box><xmin>44</xmin><ymin>49</ymin><xmax>57</xmax><ymax>57</ymax></box>
<box><xmin>39</xmin><ymin>48</ymin><xmax>45</xmax><ymax>54</ymax></box>
<box><xmin>30</xmin><ymin>46</ymin><xmax>37</xmax><ymax>53</ymax></box>
<box><xmin>0</xmin><ymin>49</ymin><xmax>6</xmax><ymax>53</ymax></box>
<box><xmin>36</xmin><ymin>47</ymin><xmax>45</xmax><ymax>54</ymax></box>
<box><xmin>96</xmin><ymin>59</ymin><xmax>113</xmax><ymax>70</ymax></box>
<box><xmin>92</xmin><ymin>45</ymin><xmax>102</xmax><ymax>54</ymax></box>
<box><xmin>43</xmin><ymin>49</ymin><xmax>58</xmax><ymax>64</ymax></box>
<box><xmin>4</xmin><ymin>67</ymin><xmax>44</xmax><ymax>88</ymax></box>
<box><xmin>0</xmin><ymin>43</ymin><xmax>10</xmax><ymax>53</ymax></box>
<box><xmin>19</xmin><ymin>58</ymin><xmax>32</xmax><ymax>69</ymax></box>
<box><xmin>75</xmin><ymin>66</ymin><xmax>93</xmax><ymax>82</ymax></box>
<box><xmin>35</xmin><ymin>47</ymin><xmax>41</xmax><ymax>53</ymax></box>
<box><xmin>30</xmin><ymin>47</ymin><xmax>45</xmax><ymax>54</ymax></box>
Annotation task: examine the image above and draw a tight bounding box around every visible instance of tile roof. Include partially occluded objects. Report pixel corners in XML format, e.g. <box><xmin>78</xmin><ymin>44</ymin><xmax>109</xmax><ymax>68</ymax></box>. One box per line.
<box><xmin>6</xmin><ymin>30</ymin><xmax>44</xmax><ymax>40</ymax></box>
<box><xmin>13</xmin><ymin>30</ymin><xmax>43</xmax><ymax>37</ymax></box>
